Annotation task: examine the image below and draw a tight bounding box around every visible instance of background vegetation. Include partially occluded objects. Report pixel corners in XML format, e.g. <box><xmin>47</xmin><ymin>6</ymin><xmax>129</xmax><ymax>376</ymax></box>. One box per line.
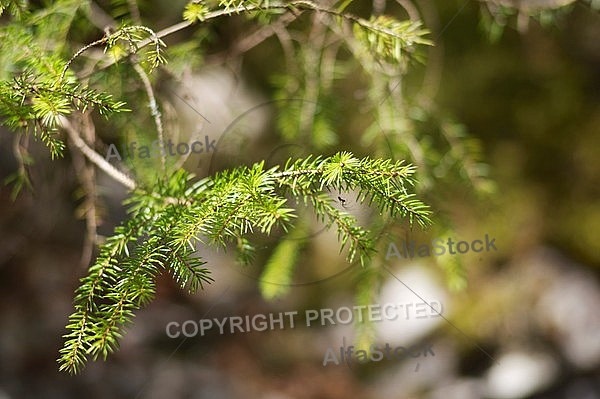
<box><xmin>0</xmin><ymin>0</ymin><xmax>599</xmax><ymax>398</ymax></box>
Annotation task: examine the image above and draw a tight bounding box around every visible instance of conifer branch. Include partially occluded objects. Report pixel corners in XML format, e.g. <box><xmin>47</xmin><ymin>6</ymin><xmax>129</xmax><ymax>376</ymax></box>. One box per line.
<box><xmin>90</xmin><ymin>0</ymin><xmax>431</xmax><ymax>74</ymax></box>
<box><xmin>57</xmin><ymin>153</ymin><xmax>430</xmax><ymax>373</ymax></box>
<box><xmin>0</xmin><ymin>0</ymin><xmax>447</xmax><ymax>378</ymax></box>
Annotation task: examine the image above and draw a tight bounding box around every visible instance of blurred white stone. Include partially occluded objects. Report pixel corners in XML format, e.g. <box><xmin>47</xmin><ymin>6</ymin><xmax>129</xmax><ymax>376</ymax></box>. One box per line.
<box><xmin>429</xmin><ymin>378</ymin><xmax>484</xmax><ymax>399</ymax></box>
<box><xmin>376</xmin><ymin>264</ymin><xmax>448</xmax><ymax>345</ymax></box>
<box><xmin>373</xmin><ymin>340</ymin><xmax>457</xmax><ymax>397</ymax></box>
<box><xmin>172</xmin><ymin>67</ymin><xmax>267</xmax><ymax>141</ymax></box>
<box><xmin>170</xmin><ymin>67</ymin><xmax>269</xmax><ymax>176</ymax></box>
<box><xmin>532</xmin><ymin>248</ymin><xmax>600</xmax><ymax>370</ymax></box>
<box><xmin>484</xmin><ymin>351</ymin><xmax>559</xmax><ymax>399</ymax></box>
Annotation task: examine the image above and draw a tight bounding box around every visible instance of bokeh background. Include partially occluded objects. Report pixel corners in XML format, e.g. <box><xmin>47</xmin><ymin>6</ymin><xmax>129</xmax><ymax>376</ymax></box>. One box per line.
<box><xmin>1</xmin><ymin>0</ymin><xmax>600</xmax><ymax>398</ymax></box>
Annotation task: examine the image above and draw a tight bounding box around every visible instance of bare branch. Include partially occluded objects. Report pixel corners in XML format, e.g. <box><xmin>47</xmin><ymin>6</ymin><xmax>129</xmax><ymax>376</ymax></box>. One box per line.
<box><xmin>60</xmin><ymin>117</ymin><xmax>136</xmax><ymax>190</ymax></box>
<box><xmin>132</xmin><ymin>63</ymin><xmax>165</xmax><ymax>173</ymax></box>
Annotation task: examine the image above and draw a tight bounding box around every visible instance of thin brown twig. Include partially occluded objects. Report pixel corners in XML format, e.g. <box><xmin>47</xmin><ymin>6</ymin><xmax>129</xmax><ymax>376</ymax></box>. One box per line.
<box><xmin>273</xmin><ymin>20</ymin><xmax>296</xmax><ymax>75</ymax></box>
<box><xmin>299</xmin><ymin>11</ymin><xmax>328</xmax><ymax>139</ymax></box>
<box><xmin>84</xmin><ymin>1</ymin><xmax>118</xmax><ymax>31</ymax></box>
<box><xmin>69</xmin><ymin>113</ymin><xmax>100</xmax><ymax>269</ymax></box>
<box><xmin>128</xmin><ymin>0</ymin><xmax>142</xmax><ymax>25</ymax></box>
<box><xmin>12</xmin><ymin>134</ymin><xmax>29</xmax><ymax>181</ymax></box>
<box><xmin>415</xmin><ymin>0</ymin><xmax>443</xmax><ymax>110</ymax></box>
<box><xmin>69</xmin><ymin>25</ymin><xmax>162</xmax><ymax>81</ymax></box>
<box><xmin>320</xmin><ymin>33</ymin><xmax>341</xmax><ymax>93</ymax></box>
<box><xmin>373</xmin><ymin>0</ymin><xmax>386</xmax><ymax>16</ymax></box>
<box><xmin>83</xmin><ymin>0</ymin><xmax>409</xmax><ymax>78</ymax></box>
<box><xmin>132</xmin><ymin>63</ymin><xmax>165</xmax><ymax>173</ymax></box>
<box><xmin>60</xmin><ymin>117</ymin><xmax>137</xmax><ymax>190</ymax></box>
<box><xmin>396</xmin><ymin>0</ymin><xmax>421</xmax><ymax>21</ymax></box>
<box><xmin>206</xmin><ymin>10</ymin><xmax>301</xmax><ymax>66</ymax></box>
<box><xmin>58</xmin><ymin>36</ymin><xmax>109</xmax><ymax>85</ymax></box>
